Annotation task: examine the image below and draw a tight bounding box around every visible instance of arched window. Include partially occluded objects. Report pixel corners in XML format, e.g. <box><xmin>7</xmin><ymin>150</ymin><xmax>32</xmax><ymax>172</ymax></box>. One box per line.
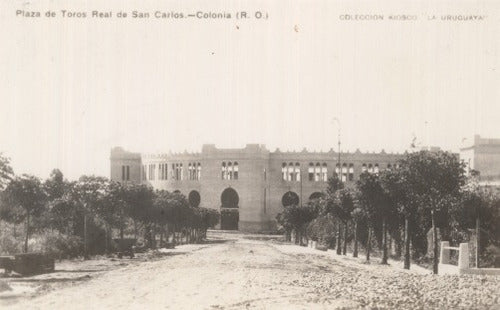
<box><xmin>368</xmin><ymin>163</ymin><xmax>373</xmax><ymax>173</ymax></box>
<box><xmin>228</xmin><ymin>162</ymin><xmax>233</xmax><ymax>179</ymax></box>
<box><xmin>315</xmin><ymin>163</ymin><xmax>321</xmax><ymax>181</ymax></box>
<box><xmin>335</xmin><ymin>163</ymin><xmax>340</xmax><ymax>177</ymax></box>
<box><xmin>295</xmin><ymin>163</ymin><xmax>301</xmax><ymax>181</ymax></box>
<box><xmin>348</xmin><ymin>163</ymin><xmax>354</xmax><ymax>181</ymax></box>
<box><xmin>362</xmin><ymin>163</ymin><xmax>367</xmax><ymax>173</ymax></box>
<box><xmin>321</xmin><ymin>163</ymin><xmax>328</xmax><ymax>182</ymax></box>
<box><xmin>387</xmin><ymin>164</ymin><xmax>392</xmax><ymax>171</ymax></box>
<box><xmin>287</xmin><ymin>162</ymin><xmax>293</xmax><ymax>181</ymax></box>
<box><xmin>222</xmin><ymin>161</ymin><xmax>238</xmax><ymax>180</ymax></box>
<box><xmin>233</xmin><ymin>162</ymin><xmax>239</xmax><ymax>180</ymax></box>
<box><xmin>308</xmin><ymin>163</ymin><xmax>314</xmax><ymax>181</ymax></box>
<box><xmin>374</xmin><ymin>164</ymin><xmax>379</xmax><ymax>174</ymax></box>
<box><xmin>221</xmin><ymin>162</ymin><xmax>226</xmax><ymax>180</ymax></box>
<box><xmin>342</xmin><ymin>163</ymin><xmax>348</xmax><ymax>182</ymax></box>
<box><xmin>282</xmin><ymin>162</ymin><xmax>300</xmax><ymax>182</ymax></box>
<box><xmin>187</xmin><ymin>162</ymin><xmax>200</xmax><ymax>180</ymax></box>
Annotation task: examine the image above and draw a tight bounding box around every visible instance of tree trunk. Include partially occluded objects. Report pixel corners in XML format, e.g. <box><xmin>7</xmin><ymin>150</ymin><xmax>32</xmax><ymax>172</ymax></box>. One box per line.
<box><xmin>120</xmin><ymin>225</ymin><xmax>124</xmax><ymax>241</ymax></box>
<box><xmin>476</xmin><ymin>216</ymin><xmax>480</xmax><ymax>268</ymax></box>
<box><xmin>84</xmin><ymin>214</ymin><xmax>89</xmax><ymax>260</ymax></box>
<box><xmin>24</xmin><ymin>212</ymin><xmax>30</xmax><ymax>253</ymax></box>
<box><xmin>160</xmin><ymin>226</ymin><xmax>164</xmax><ymax>247</ymax></box>
<box><xmin>105</xmin><ymin>225</ymin><xmax>110</xmax><ymax>255</ymax></box>
<box><xmin>133</xmin><ymin>220</ymin><xmax>138</xmax><ymax>239</ymax></box>
<box><xmin>167</xmin><ymin>224</ymin><xmax>175</xmax><ymax>247</ymax></box>
<box><xmin>395</xmin><ymin>234</ymin><xmax>402</xmax><ymax>258</ymax></box>
<box><xmin>381</xmin><ymin>217</ymin><xmax>388</xmax><ymax>264</ymax></box>
<box><xmin>166</xmin><ymin>224</ymin><xmax>171</xmax><ymax>245</ymax></box>
<box><xmin>366</xmin><ymin>227</ymin><xmax>371</xmax><ymax>262</ymax></box>
<box><xmin>353</xmin><ymin>221</ymin><xmax>358</xmax><ymax>258</ymax></box>
<box><xmin>302</xmin><ymin>228</ymin><xmax>306</xmax><ymax>246</ymax></box>
<box><xmin>301</xmin><ymin>226</ymin><xmax>307</xmax><ymax>246</ymax></box>
<box><xmin>336</xmin><ymin>221</ymin><xmax>342</xmax><ymax>255</ymax></box>
<box><xmin>404</xmin><ymin>217</ymin><xmax>410</xmax><ymax>269</ymax></box>
<box><xmin>431</xmin><ymin>209</ymin><xmax>438</xmax><ymax>275</ymax></box>
<box><xmin>294</xmin><ymin>229</ymin><xmax>299</xmax><ymax>245</ymax></box>
<box><xmin>343</xmin><ymin>221</ymin><xmax>348</xmax><ymax>255</ymax></box>
<box><xmin>152</xmin><ymin>225</ymin><xmax>157</xmax><ymax>249</ymax></box>
<box><xmin>173</xmin><ymin>225</ymin><xmax>177</xmax><ymax>246</ymax></box>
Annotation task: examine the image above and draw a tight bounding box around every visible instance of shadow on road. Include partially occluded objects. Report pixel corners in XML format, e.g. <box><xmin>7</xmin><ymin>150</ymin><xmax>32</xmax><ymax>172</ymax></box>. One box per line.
<box><xmin>52</xmin><ymin>269</ymin><xmax>103</xmax><ymax>273</ymax></box>
<box><xmin>9</xmin><ymin>275</ymin><xmax>92</xmax><ymax>283</ymax></box>
<box><xmin>201</xmin><ymin>239</ymin><xmax>233</xmax><ymax>244</ymax></box>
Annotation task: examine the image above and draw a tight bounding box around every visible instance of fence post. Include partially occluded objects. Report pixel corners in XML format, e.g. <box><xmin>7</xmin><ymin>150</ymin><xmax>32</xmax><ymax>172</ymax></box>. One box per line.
<box><xmin>439</xmin><ymin>241</ymin><xmax>450</xmax><ymax>264</ymax></box>
<box><xmin>458</xmin><ymin>243</ymin><xmax>469</xmax><ymax>270</ymax></box>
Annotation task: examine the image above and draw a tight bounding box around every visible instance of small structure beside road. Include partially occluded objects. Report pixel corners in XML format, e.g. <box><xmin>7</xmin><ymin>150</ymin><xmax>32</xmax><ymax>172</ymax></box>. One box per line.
<box><xmin>439</xmin><ymin>241</ymin><xmax>500</xmax><ymax>275</ymax></box>
<box><xmin>0</xmin><ymin>253</ymin><xmax>54</xmax><ymax>276</ymax></box>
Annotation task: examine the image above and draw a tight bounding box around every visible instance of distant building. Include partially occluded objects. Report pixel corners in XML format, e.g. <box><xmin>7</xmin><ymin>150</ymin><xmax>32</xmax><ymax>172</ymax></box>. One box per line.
<box><xmin>460</xmin><ymin>135</ymin><xmax>500</xmax><ymax>187</ymax></box>
<box><xmin>110</xmin><ymin>145</ymin><xmax>404</xmax><ymax>232</ymax></box>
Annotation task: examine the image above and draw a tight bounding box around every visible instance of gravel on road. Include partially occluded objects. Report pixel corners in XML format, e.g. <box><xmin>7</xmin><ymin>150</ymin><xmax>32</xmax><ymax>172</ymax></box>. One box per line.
<box><xmin>3</xmin><ymin>232</ymin><xmax>499</xmax><ymax>309</ymax></box>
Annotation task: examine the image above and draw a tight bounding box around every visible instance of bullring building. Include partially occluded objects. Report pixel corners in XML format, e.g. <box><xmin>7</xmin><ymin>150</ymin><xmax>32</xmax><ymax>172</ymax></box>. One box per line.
<box><xmin>110</xmin><ymin>144</ymin><xmax>405</xmax><ymax>232</ymax></box>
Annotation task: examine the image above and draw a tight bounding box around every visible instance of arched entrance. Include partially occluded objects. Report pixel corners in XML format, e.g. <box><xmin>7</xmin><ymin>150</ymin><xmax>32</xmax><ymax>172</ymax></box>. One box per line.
<box><xmin>188</xmin><ymin>190</ymin><xmax>200</xmax><ymax>208</ymax></box>
<box><xmin>309</xmin><ymin>192</ymin><xmax>324</xmax><ymax>201</ymax></box>
<box><xmin>282</xmin><ymin>191</ymin><xmax>299</xmax><ymax>207</ymax></box>
<box><xmin>220</xmin><ymin>187</ymin><xmax>239</xmax><ymax>230</ymax></box>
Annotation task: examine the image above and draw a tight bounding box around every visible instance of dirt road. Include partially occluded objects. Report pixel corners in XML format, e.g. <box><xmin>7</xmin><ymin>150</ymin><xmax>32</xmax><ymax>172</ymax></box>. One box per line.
<box><xmin>3</xmin><ymin>232</ymin><xmax>500</xmax><ymax>309</ymax></box>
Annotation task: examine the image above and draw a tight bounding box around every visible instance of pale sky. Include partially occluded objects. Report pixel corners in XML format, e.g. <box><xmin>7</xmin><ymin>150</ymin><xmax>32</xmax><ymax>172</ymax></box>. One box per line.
<box><xmin>0</xmin><ymin>0</ymin><xmax>499</xmax><ymax>180</ymax></box>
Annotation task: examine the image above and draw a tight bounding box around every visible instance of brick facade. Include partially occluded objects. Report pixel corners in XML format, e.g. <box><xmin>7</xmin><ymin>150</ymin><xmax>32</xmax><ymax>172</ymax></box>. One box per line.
<box><xmin>110</xmin><ymin>144</ymin><xmax>405</xmax><ymax>232</ymax></box>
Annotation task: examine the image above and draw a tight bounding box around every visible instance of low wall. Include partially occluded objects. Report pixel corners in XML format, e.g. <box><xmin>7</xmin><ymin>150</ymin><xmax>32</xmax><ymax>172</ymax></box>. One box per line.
<box><xmin>460</xmin><ymin>268</ymin><xmax>500</xmax><ymax>276</ymax></box>
<box><xmin>439</xmin><ymin>241</ymin><xmax>500</xmax><ymax>276</ymax></box>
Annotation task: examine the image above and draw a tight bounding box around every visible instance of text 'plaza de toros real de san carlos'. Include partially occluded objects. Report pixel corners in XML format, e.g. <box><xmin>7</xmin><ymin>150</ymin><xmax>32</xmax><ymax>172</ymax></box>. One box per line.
<box><xmin>110</xmin><ymin>144</ymin><xmax>406</xmax><ymax>232</ymax></box>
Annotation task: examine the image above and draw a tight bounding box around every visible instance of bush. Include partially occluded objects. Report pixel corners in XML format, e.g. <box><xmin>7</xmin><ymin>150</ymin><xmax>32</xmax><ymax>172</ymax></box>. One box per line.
<box><xmin>30</xmin><ymin>231</ymin><xmax>83</xmax><ymax>259</ymax></box>
<box><xmin>0</xmin><ymin>221</ymin><xmax>23</xmax><ymax>255</ymax></box>
<box><xmin>482</xmin><ymin>244</ymin><xmax>500</xmax><ymax>268</ymax></box>
<box><xmin>306</xmin><ymin>216</ymin><xmax>337</xmax><ymax>247</ymax></box>
<box><xmin>0</xmin><ymin>232</ymin><xmax>22</xmax><ymax>255</ymax></box>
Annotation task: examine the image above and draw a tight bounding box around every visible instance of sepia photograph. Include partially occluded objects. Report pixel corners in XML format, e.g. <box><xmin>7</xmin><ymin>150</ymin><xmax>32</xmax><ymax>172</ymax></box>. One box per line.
<box><xmin>0</xmin><ymin>0</ymin><xmax>499</xmax><ymax>309</ymax></box>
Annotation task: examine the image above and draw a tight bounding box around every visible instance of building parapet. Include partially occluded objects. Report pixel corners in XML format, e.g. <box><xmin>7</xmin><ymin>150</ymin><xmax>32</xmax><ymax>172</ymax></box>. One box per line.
<box><xmin>110</xmin><ymin>147</ymin><xmax>141</xmax><ymax>160</ymax></box>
